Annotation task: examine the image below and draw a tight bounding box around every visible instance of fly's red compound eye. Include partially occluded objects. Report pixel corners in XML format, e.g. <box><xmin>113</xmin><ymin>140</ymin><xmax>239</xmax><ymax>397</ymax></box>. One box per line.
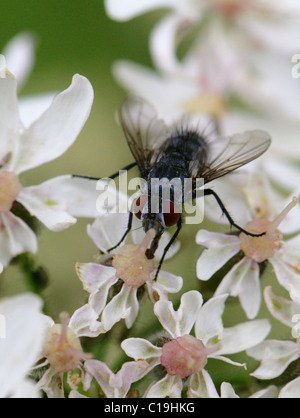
<box><xmin>162</xmin><ymin>201</ymin><xmax>181</xmax><ymax>227</ymax></box>
<box><xmin>132</xmin><ymin>195</ymin><xmax>148</xmax><ymax>219</ymax></box>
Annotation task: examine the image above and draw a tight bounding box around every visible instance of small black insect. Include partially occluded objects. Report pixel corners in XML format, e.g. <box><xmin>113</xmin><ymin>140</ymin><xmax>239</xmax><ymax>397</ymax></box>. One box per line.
<box><xmin>76</xmin><ymin>96</ymin><xmax>271</xmax><ymax>279</ymax></box>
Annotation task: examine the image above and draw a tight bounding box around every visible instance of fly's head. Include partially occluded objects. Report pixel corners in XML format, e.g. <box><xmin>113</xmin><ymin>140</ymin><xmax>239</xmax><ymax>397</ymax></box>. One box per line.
<box><xmin>132</xmin><ymin>195</ymin><xmax>181</xmax><ymax>259</ymax></box>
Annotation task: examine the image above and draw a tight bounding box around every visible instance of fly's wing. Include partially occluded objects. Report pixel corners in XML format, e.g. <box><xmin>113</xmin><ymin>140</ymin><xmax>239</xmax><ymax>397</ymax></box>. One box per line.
<box><xmin>199</xmin><ymin>130</ymin><xmax>271</xmax><ymax>183</ymax></box>
<box><xmin>119</xmin><ymin>96</ymin><xmax>169</xmax><ymax>176</ymax></box>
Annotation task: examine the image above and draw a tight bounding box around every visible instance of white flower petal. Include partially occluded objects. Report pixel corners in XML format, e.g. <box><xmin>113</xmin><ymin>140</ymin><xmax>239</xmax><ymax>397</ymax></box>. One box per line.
<box><xmin>212</xmin><ymin>355</ymin><xmax>246</xmax><ymax>368</ymax></box>
<box><xmin>76</xmin><ymin>262</ymin><xmax>117</xmax><ymax>315</ymax></box>
<box><xmin>188</xmin><ymin>370</ymin><xmax>219</xmax><ymax>398</ymax></box>
<box><xmin>220</xmin><ymin>382</ymin><xmax>239</xmax><ymax>399</ymax></box>
<box><xmin>10</xmin><ymin>378</ymin><xmax>41</xmax><ymax>398</ymax></box>
<box><xmin>124</xmin><ymin>289</ymin><xmax>140</xmax><ymax>329</ymax></box>
<box><xmin>69</xmin><ymin>304</ymin><xmax>105</xmax><ymax>338</ymax></box>
<box><xmin>104</xmin><ymin>0</ymin><xmax>177</xmax><ymax>21</ymax></box>
<box><xmin>0</xmin><ymin>293</ymin><xmax>46</xmax><ymax>398</ymax></box>
<box><xmin>279</xmin><ymin>377</ymin><xmax>300</xmax><ymax>398</ymax></box>
<box><xmin>148</xmin><ymin>270</ymin><xmax>183</xmax><ymax>302</ymax></box>
<box><xmin>76</xmin><ymin>262</ymin><xmax>116</xmax><ymax>294</ymax></box>
<box><xmin>36</xmin><ymin>367</ymin><xmax>64</xmax><ymax>398</ymax></box>
<box><xmin>248</xmin><ymin>340</ymin><xmax>300</xmax><ymax>380</ymax></box>
<box><xmin>264</xmin><ymin>286</ymin><xmax>300</xmax><ymax>328</ymax></box>
<box><xmin>250</xmin><ymin>385</ymin><xmax>279</xmax><ymax>399</ymax></box>
<box><xmin>215</xmin><ymin>258</ymin><xmax>261</xmax><ymax>319</ymax></box>
<box><xmin>18</xmin><ymin>179</ymin><xmax>75</xmax><ymax>232</ymax></box>
<box><xmin>243</xmin><ymin>18</ymin><xmax>300</xmax><ymax>56</ymax></box>
<box><xmin>144</xmin><ymin>374</ymin><xmax>182</xmax><ymax>398</ymax></box>
<box><xmin>0</xmin><ymin>212</ymin><xmax>37</xmax><ymax>266</ymax></box>
<box><xmin>238</xmin><ymin>261</ymin><xmax>261</xmax><ymax>319</ymax></box>
<box><xmin>0</xmin><ymin>72</ymin><xmax>21</xmax><ymax>162</ymax></box>
<box><xmin>87</xmin><ymin>213</ymin><xmax>130</xmax><ymax>253</ymax></box>
<box><xmin>101</xmin><ymin>285</ymin><xmax>134</xmax><ymax>331</ymax></box>
<box><xmin>154</xmin><ymin>291</ymin><xmax>203</xmax><ymax>338</ymax></box>
<box><xmin>85</xmin><ymin>359</ymin><xmax>149</xmax><ymax>398</ymax></box>
<box><xmin>121</xmin><ymin>338</ymin><xmax>162</xmax><ymax>363</ymax></box>
<box><xmin>69</xmin><ymin>390</ymin><xmax>88</xmax><ymax>399</ymax></box>
<box><xmin>264</xmin><ymin>157</ymin><xmax>300</xmax><ymax>196</ymax></box>
<box><xmin>112</xmin><ymin>60</ymin><xmax>197</xmax><ymax>121</ymax></box>
<box><xmin>150</xmin><ymin>14</ymin><xmax>181</xmax><ymax>74</ymax></box>
<box><xmin>270</xmin><ymin>255</ymin><xmax>300</xmax><ymax>302</ymax></box>
<box><xmin>196</xmin><ymin>230</ymin><xmax>241</xmax><ymax>280</ymax></box>
<box><xmin>19</xmin><ymin>93</ymin><xmax>56</xmax><ymax>128</ymax></box>
<box><xmin>12</xmin><ymin>74</ymin><xmax>94</xmax><ymax>174</ymax></box>
<box><xmin>4</xmin><ymin>32</ymin><xmax>36</xmax><ymax>89</ymax></box>
<box><xmin>18</xmin><ymin>175</ymin><xmax>105</xmax><ymax>231</ymax></box>
<box><xmin>217</xmin><ymin>320</ymin><xmax>271</xmax><ymax>356</ymax></box>
<box><xmin>195</xmin><ymin>294</ymin><xmax>227</xmax><ymax>345</ymax></box>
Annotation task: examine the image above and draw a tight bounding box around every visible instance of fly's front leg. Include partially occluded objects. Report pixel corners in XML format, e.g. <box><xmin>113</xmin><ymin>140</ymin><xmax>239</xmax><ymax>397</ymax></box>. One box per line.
<box><xmin>204</xmin><ymin>189</ymin><xmax>266</xmax><ymax>237</ymax></box>
<box><xmin>107</xmin><ymin>211</ymin><xmax>133</xmax><ymax>253</ymax></box>
<box><xmin>153</xmin><ymin>217</ymin><xmax>183</xmax><ymax>281</ymax></box>
<box><xmin>72</xmin><ymin>162</ymin><xmax>137</xmax><ymax>181</ymax></box>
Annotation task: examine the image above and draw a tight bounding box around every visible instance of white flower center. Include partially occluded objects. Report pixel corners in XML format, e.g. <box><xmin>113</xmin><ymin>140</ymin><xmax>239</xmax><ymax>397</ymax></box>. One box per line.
<box><xmin>240</xmin><ymin>197</ymin><xmax>298</xmax><ymax>263</ymax></box>
<box><xmin>42</xmin><ymin>312</ymin><xmax>90</xmax><ymax>373</ymax></box>
<box><xmin>0</xmin><ymin>169</ymin><xmax>22</xmax><ymax>213</ymax></box>
<box><xmin>184</xmin><ymin>94</ymin><xmax>227</xmax><ymax>118</ymax></box>
<box><xmin>112</xmin><ymin>229</ymin><xmax>156</xmax><ymax>287</ymax></box>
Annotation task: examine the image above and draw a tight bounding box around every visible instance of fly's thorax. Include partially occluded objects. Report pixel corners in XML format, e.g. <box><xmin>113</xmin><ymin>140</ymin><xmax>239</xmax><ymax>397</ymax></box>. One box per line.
<box><xmin>160</xmin><ymin>131</ymin><xmax>209</xmax><ymax>164</ymax></box>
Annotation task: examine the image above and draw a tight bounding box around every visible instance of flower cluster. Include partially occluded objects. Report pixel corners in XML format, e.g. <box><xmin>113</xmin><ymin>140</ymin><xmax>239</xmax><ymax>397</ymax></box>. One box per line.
<box><xmin>1</xmin><ymin>1</ymin><xmax>300</xmax><ymax>398</ymax></box>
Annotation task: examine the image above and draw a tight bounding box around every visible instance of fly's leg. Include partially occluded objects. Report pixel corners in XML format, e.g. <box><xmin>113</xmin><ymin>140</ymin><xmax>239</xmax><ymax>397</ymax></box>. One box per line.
<box><xmin>72</xmin><ymin>162</ymin><xmax>137</xmax><ymax>181</ymax></box>
<box><xmin>107</xmin><ymin>211</ymin><xmax>133</xmax><ymax>253</ymax></box>
<box><xmin>153</xmin><ymin>217</ymin><xmax>182</xmax><ymax>281</ymax></box>
<box><xmin>204</xmin><ymin>189</ymin><xmax>266</xmax><ymax>237</ymax></box>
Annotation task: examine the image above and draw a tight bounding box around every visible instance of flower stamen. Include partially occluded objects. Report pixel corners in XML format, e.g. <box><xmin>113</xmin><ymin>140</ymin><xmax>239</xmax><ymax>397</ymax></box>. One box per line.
<box><xmin>112</xmin><ymin>229</ymin><xmax>156</xmax><ymax>287</ymax></box>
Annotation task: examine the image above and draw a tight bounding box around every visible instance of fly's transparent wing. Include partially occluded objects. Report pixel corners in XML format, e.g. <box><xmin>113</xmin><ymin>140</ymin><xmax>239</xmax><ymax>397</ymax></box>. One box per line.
<box><xmin>119</xmin><ymin>96</ymin><xmax>169</xmax><ymax>176</ymax></box>
<box><xmin>200</xmin><ymin>130</ymin><xmax>271</xmax><ymax>183</ymax></box>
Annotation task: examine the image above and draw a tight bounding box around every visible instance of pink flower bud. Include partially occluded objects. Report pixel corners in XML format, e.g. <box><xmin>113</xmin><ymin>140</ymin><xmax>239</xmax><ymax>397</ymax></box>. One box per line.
<box><xmin>161</xmin><ymin>335</ymin><xmax>209</xmax><ymax>378</ymax></box>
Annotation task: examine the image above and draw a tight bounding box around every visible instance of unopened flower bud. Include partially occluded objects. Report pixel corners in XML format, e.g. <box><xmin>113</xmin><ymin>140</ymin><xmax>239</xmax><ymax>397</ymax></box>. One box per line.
<box><xmin>161</xmin><ymin>335</ymin><xmax>209</xmax><ymax>378</ymax></box>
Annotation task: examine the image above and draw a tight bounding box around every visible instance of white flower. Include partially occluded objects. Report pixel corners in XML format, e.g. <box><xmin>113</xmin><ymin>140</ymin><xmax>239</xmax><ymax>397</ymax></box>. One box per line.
<box><xmin>278</xmin><ymin>377</ymin><xmax>300</xmax><ymax>398</ymax></box>
<box><xmin>108</xmin><ymin>2</ymin><xmax>300</xmax><ymax>190</ymax></box>
<box><xmin>202</xmin><ymin>171</ymin><xmax>300</xmax><ymax>235</ymax></box>
<box><xmin>247</xmin><ymin>287</ymin><xmax>300</xmax><ymax>397</ymax></box>
<box><xmin>105</xmin><ymin>0</ymin><xmax>300</xmax><ymax>56</ymax></box>
<box><xmin>0</xmin><ymin>71</ymin><xmax>101</xmax><ymax>267</ymax></box>
<box><xmin>77</xmin><ymin>212</ymin><xmax>183</xmax><ymax>332</ymax></box>
<box><xmin>220</xmin><ymin>382</ymin><xmax>278</xmax><ymax>398</ymax></box>
<box><xmin>3</xmin><ymin>32</ymin><xmax>57</xmax><ymax>128</ymax></box>
<box><xmin>0</xmin><ymin>293</ymin><xmax>46</xmax><ymax>398</ymax></box>
<box><xmin>196</xmin><ymin>172</ymin><xmax>300</xmax><ymax>318</ymax></box>
<box><xmin>35</xmin><ymin>305</ymin><xmax>103</xmax><ymax>398</ymax></box>
<box><xmin>3</xmin><ymin>32</ymin><xmax>36</xmax><ymax>90</ymax></box>
<box><xmin>82</xmin><ymin>359</ymin><xmax>151</xmax><ymax>398</ymax></box>
<box><xmin>121</xmin><ymin>290</ymin><xmax>271</xmax><ymax>398</ymax></box>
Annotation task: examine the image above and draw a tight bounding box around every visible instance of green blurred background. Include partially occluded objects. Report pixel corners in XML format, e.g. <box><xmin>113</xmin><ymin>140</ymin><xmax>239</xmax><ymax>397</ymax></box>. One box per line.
<box><xmin>0</xmin><ymin>0</ymin><xmax>289</xmax><ymax>390</ymax></box>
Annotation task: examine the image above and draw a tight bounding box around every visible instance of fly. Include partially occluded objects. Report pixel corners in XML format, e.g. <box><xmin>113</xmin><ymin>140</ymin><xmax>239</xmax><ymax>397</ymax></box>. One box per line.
<box><xmin>75</xmin><ymin>96</ymin><xmax>271</xmax><ymax>279</ymax></box>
